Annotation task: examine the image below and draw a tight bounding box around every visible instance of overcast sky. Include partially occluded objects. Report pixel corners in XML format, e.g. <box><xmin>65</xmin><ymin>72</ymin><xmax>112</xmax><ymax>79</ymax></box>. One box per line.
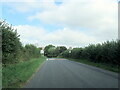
<box><xmin>1</xmin><ymin>0</ymin><xmax>118</xmax><ymax>48</ymax></box>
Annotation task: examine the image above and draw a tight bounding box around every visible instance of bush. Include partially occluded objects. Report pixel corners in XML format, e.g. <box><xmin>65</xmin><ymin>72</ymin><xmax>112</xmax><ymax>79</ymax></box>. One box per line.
<box><xmin>70</xmin><ymin>48</ymin><xmax>83</xmax><ymax>59</ymax></box>
<box><xmin>44</xmin><ymin>45</ymin><xmax>67</xmax><ymax>58</ymax></box>
<box><xmin>1</xmin><ymin>20</ymin><xmax>22</xmax><ymax>64</ymax></box>
<box><xmin>60</xmin><ymin>40</ymin><xmax>119</xmax><ymax>66</ymax></box>
<box><xmin>1</xmin><ymin>20</ymin><xmax>41</xmax><ymax>64</ymax></box>
<box><xmin>59</xmin><ymin>50</ymin><xmax>70</xmax><ymax>58</ymax></box>
<box><xmin>25</xmin><ymin>44</ymin><xmax>40</xmax><ymax>59</ymax></box>
<box><xmin>18</xmin><ymin>44</ymin><xmax>40</xmax><ymax>61</ymax></box>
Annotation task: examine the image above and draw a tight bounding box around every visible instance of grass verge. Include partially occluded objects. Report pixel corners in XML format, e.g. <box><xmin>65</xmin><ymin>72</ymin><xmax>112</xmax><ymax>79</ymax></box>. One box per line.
<box><xmin>65</xmin><ymin>58</ymin><xmax>119</xmax><ymax>73</ymax></box>
<box><xmin>2</xmin><ymin>56</ymin><xmax>46</xmax><ymax>88</ymax></box>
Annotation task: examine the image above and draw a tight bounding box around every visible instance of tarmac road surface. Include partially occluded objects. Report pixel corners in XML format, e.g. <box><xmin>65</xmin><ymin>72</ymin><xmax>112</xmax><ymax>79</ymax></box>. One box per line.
<box><xmin>24</xmin><ymin>58</ymin><xmax>118</xmax><ymax>88</ymax></box>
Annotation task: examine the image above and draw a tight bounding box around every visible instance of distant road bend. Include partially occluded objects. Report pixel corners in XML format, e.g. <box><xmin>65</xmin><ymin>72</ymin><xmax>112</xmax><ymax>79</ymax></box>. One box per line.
<box><xmin>25</xmin><ymin>58</ymin><xmax>118</xmax><ymax>88</ymax></box>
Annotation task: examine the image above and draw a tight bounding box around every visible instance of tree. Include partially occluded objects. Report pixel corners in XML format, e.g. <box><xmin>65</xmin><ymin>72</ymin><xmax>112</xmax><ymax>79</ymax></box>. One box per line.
<box><xmin>24</xmin><ymin>44</ymin><xmax>40</xmax><ymax>59</ymax></box>
<box><xmin>59</xmin><ymin>40</ymin><xmax>119</xmax><ymax>66</ymax></box>
<box><xmin>71</xmin><ymin>48</ymin><xmax>83</xmax><ymax>59</ymax></box>
<box><xmin>57</xmin><ymin>46</ymin><xmax>67</xmax><ymax>54</ymax></box>
<box><xmin>44</xmin><ymin>45</ymin><xmax>67</xmax><ymax>57</ymax></box>
<box><xmin>59</xmin><ymin>50</ymin><xmax>69</xmax><ymax>58</ymax></box>
<box><xmin>44</xmin><ymin>45</ymin><xmax>55</xmax><ymax>57</ymax></box>
<box><xmin>1</xmin><ymin>20</ymin><xmax>22</xmax><ymax>64</ymax></box>
<box><xmin>47</xmin><ymin>47</ymin><xmax>57</xmax><ymax>57</ymax></box>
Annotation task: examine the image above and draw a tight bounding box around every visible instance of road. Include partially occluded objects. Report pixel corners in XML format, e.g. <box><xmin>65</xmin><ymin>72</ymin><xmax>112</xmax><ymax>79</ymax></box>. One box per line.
<box><xmin>24</xmin><ymin>58</ymin><xmax>118</xmax><ymax>88</ymax></box>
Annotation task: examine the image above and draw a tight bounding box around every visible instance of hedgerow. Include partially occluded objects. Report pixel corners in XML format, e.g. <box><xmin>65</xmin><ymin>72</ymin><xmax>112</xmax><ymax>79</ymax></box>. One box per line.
<box><xmin>59</xmin><ymin>40</ymin><xmax>119</xmax><ymax>66</ymax></box>
<box><xmin>1</xmin><ymin>20</ymin><xmax>41</xmax><ymax>64</ymax></box>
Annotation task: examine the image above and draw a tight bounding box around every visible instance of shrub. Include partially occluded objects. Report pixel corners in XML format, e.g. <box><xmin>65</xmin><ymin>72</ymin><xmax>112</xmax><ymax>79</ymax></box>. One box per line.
<box><xmin>70</xmin><ymin>48</ymin><xmax>83</xmax><ymax>59</ymax></box>
<box><xmin>59</xmin><ymin>50</ymin><xmax>70</xmax><ymax>58</ymax></box>
<box><xmin>44</xmin><ymin>45</ymin><xmax>67</xmax><ymax>58</ymax></box>
<box><xmin>60</xmin><ymin>40</ymin><xmax>119</xmax><ymax>66</ymax></box>
<box><xmin>1</xmin><ymin>20</ymin><xmax>41</xmax><ymax>64</ymax></box>
<box><xmin>1</xmin><ymin>20</ymin><xmax>22</xmax><ymax>64</ymax></box>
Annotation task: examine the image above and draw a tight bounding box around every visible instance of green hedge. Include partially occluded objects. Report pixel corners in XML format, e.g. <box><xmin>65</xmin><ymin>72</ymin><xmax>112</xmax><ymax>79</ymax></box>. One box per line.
<box><xmin>59</xmin><ymin>40</ymin><xmax>119</xmax><ymax>66</ymax></box>
<box><xmin>1</xmin><ymin>20</ymin><xmax>22</xmax><ymax>64</ymax></box>
<box><xmin>44</xmin><ymin>45</ymin><xmax>67</xmax><ymax>58</ymax></box>
<box><xmin>1</xmin><ymin>20</ymin><xmax>41</xmax><ymax>64</ymax></box>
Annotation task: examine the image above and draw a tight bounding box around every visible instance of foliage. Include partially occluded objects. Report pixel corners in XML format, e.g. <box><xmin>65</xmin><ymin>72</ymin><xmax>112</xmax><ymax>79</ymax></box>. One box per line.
<box><xmin>25</xmin><ymin>44</ymin><xmax>40</xmax><ymax>58</ymax></box>
<box><xmin>47</xmin><ymin>47</ymin><xmax>58</xmax><ymax>57</ymax></box>
<box><xmin>1</xmin><ymin>20</ymin><xmax>41</xmax><ymax>64</ymax></box>
<box><xmin>59</xmin><ymin>40</ymin><xmax>119</xmax><ymax>66</ymax></box>
<box><xmin>56</xmin><ymin>46</ymin><xmax>67</xmax><ymax>54</ymax></box>
<box><xmin>59</xmin><ymin>50</ymin><xmax>70</xmax><ymax>58</ymax></box>
<box><xmin>44</xmin><ymin>45</ymin><xmax>67</xmax><ymax>57</ymax></box>
<box><xmin>18</xmin><ymin>44</ymin><xmax>40</xmax><ymax>61</ymax></box>
<box><xmin>70</xmin><ymin>48</ymin><xmax>83</xmax><ymax>59</ymax></box>
<box><xmin>1</xmin><ymin>20</ymin><xmax>22</xmax><ymax>64</ymax></box>
<box><xmin>44</xmin><ymin>45</ymin><xmax>55</xmax><ymax>57</ymax></box>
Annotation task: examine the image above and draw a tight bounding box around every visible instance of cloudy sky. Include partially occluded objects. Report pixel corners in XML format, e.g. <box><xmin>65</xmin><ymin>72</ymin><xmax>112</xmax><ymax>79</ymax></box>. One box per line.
<box><xmin>1</xmin><ymin>0</ymin><xmax>118</xmax><ymax>48</ymax></box>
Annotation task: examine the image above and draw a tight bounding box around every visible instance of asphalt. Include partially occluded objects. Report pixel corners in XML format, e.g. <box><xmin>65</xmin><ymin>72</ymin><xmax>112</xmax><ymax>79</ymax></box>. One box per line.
<box><xmin>24</xmin><ymin>58</ymin><xmax>118</xmax><ymax>88</ymax></box>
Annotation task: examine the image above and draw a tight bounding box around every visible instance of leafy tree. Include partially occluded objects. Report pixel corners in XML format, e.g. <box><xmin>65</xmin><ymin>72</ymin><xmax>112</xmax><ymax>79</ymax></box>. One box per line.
<box><xmin>56</xmin><ymin>46</ymin><xmax>67</xmax><ymax>54</ymax></box>
<box><xmin>71</xmin><ymin>48</ymin><xmax>83</xmax><ymax>59</ymax></box>
<box><xmin>44</xmin><ymin>45</ymin><xmax>55</xmax><ymax>57</ymax></box>
<box><xmin>59</xmin><ymin>40</ymin><xmax>119</xmax><ymax>66</ymax></box>
<box><xmin>1</xmin><ymin>20</ymin><xmax>22</xmax><ymax>64</ymax></box>
<box><xmin>47</xmin><ymin>47</ymin><xmax>57</xmax><ymax>57</ymax></box>
<box><xmin>59</xmin><ymin>50</ymin><xmax>69</xmax><ymax>58</ymax></box>
<box><xmin>25</xmin><ymin>44</ymin><xmax>40</xmax><ymax>59</ymax></box>
<box><xmin>44</xmin><ymin>45</ymin><xmax>67</xmax><ymax>57</ymax></box>
<box><xmin>1</xmin><ymin>20</ymin><xmax>41</xmax><ymax>64</ymax></box>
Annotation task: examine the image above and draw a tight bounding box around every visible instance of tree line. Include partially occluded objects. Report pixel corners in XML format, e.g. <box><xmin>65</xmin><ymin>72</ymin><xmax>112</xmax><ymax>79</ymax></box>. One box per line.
<box><xmin>44</xmin><ymin>40</ymin><xmax>119</xmax><ymax>66</ymax></box>
<box><xmin>44</xmin><ymin>45</ymin><xmax>67</xmax><ymax>57</ymax></box>
<box><xmin>1</xmin><ymin>20</ymin><xmax>41</xmax><ymax>64</ymax></box>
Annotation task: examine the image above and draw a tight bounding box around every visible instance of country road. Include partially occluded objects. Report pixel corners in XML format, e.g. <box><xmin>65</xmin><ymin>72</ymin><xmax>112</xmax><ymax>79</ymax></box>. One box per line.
<box><xmin>24</xmin><ymin>58</ymin><xmax>118</xmax><ymax>88</ymax></box>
